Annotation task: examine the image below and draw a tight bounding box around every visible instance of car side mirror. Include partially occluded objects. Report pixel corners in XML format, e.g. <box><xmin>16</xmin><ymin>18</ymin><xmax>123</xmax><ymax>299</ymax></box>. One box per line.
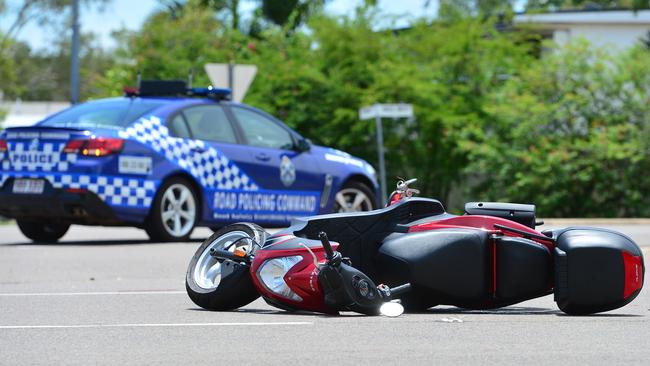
<box><xmin>296</xmin><ymin>138</ymin><xmax>311</xmax><ymax>152</ymax></box>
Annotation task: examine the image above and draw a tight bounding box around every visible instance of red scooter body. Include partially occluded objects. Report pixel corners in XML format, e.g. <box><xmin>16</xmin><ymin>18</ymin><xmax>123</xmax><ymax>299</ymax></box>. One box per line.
<box><xmin>246</xmin><ymin>193</ymin><xmax>643</xmax><ymax>315</ymax></box>
<box><xmin>250</xmin><ymin>234</ymin><xmax>338</xmax><ymax>314</ymax></box>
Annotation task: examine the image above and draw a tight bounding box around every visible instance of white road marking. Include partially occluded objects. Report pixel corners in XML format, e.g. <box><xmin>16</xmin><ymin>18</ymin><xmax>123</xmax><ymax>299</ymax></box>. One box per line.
<box><xmin>0</xmin><ymin>290</ymin><xmax>185</xmax><ymax>297</ymax></box>
<box><xmin>0</xmin><ymin>322</ymin><xmax>312</xmax><ymax>330</ymax></box>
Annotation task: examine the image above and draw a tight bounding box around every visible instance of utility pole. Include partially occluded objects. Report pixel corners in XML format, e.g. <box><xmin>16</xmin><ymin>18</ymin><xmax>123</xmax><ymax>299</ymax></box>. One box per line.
<box><xmin>70</xmin><ymin>0</ymin><xmax>80</xmax><ymax>104</ymax></box>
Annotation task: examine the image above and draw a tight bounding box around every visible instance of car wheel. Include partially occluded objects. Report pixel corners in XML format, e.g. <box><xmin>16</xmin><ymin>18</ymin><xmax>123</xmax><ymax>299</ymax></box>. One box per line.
<box><xmin>16</xmin><ymin>220</ymin><xmax>70</xmax><ymax>243</ymax></box>
<box><xmin>186</xmin><ymin>223</ymin><xmax>267</xmax><ymax>311</ymax></box>
<box><xmin>145</xmin><ymin>177</ymin><xmax>198</xmax><ymax>242</ymax></box>
<box><xmin>333</xmin><ymin>181</ymin><xmax>377</xmax><ymax>213</ymax></box>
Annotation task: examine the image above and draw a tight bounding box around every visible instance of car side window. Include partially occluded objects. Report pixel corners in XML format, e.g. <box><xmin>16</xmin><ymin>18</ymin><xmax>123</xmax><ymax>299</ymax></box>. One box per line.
<box><xmin>231</xmin><ymin>107</ymin><xmax>294</xmax><ymax>150</ymax></box>
<box><xmin>169</xmin><ymin>114</ymin><xmax>192</xmax><ymax>139</ymax></box>
<box><xmin>182</xmin><ymin>105</ymin><xmax>238</xmax><ymax>144</ymax></box>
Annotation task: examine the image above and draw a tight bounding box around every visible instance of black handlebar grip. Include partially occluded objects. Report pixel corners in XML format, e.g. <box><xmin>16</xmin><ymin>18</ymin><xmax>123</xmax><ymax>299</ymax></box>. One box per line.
<box><xmin>389</xmin><ymin>283</ymin><xmax>411</xmax><ymax>298</ymax></box>
<box><xmin>318</xmin><ymin>232</ymin><xmax>335</xmax><ymax>259</ymax></box>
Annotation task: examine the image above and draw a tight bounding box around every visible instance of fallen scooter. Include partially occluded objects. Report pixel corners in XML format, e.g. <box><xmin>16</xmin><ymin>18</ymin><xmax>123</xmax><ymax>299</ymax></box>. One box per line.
<box><xmin>186</xmin><ymin>179</ymin><xmax>644</xmax><ymax>316</ymax></box>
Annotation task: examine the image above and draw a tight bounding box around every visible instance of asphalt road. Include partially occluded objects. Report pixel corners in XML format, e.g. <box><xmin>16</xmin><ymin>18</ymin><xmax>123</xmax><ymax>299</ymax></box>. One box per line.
<box><xmin>0</xmin><ymin>223</ymin><xmax>648</xmax><ymax>365</ymax></box>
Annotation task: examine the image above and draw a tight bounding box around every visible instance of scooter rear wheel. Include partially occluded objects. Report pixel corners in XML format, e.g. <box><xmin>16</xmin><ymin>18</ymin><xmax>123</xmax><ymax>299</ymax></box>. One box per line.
<box><xmin>185</xmin><ymin>223</ymin><xmax>267</xmax><ymax>311</ymax></box>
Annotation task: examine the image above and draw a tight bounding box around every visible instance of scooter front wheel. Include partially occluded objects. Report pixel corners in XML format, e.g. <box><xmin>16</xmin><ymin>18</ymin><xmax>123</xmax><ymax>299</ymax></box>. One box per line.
<box><xmin>185</xmin><ymin>223</ymin><xmax>267</xmax><ymax>311</ymax></box>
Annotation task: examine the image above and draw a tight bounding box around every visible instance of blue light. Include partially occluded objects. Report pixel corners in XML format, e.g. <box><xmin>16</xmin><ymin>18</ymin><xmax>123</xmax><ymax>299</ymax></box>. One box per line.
<box><xmin>190</xmin><ymin>87</ymin><xmax>231</xmax><ymax>98</ymax></box>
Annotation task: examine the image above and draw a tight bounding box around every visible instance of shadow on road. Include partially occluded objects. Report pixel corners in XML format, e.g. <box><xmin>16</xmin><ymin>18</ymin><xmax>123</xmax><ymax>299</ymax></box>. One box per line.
<box><xmin>4</xmin><ymin>238</ymin><xmax>203</xmax><ymax>246</ymax></box>
<box><xmin>185</xmin><ymin>305</ymin><xmax>645</xmax><ymax>318</ymax></box>
<box><xmin>421</xmin><ymin>306</ymin><xmax>642</xmax><ymax>317</ymax></box>
<box><xmin>187</xmin><ymin>307</ymin><xmax>353</xmax><ymax>318</ymax></box>
<box><xmin>414</xmin><ymin>306</ymin><xmax>562</xmax><ymax>316</ymax></box>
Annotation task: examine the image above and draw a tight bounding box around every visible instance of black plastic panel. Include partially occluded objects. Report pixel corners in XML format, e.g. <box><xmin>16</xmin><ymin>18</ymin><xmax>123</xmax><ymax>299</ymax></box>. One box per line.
<box><xmin>291</xmin><ymin>198</ymin><xmax>447</xmax><ymax>279</ymax></box>
<box><xmin>496</xmin><ymin>237</ymin><xmax>551</xmax><ymax>301</ymax></box>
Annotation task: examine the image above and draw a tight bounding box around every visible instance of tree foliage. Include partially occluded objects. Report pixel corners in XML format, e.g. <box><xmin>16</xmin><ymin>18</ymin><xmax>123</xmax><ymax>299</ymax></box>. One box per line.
<box><xmin>96</xmin><ymin>5</ymin><xmax>534</xmax><ymax>204</ymax></box>
<box><xmin>8</xmin><ymin>1</ymin><xmax>650</xmax><ymax>216</ymax></box>
<box><xmin>471</xmin><ymin>41</ymin><xmax>650</xmax><ymax>216</ymax></box>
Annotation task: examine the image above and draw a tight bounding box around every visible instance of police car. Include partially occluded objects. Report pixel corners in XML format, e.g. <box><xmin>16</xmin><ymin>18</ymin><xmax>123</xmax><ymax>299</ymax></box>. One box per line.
<box><xmin>0</xmin><ymin>80</ymin><xmax>379</xmax><ymax>242</ymax></box>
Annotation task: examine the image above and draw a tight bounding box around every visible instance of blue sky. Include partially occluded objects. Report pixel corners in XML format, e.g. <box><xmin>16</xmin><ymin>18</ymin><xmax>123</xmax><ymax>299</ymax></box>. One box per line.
<box><xmin>1</xmin><ymin>0</ymin><xmax>447</xmax><ymax>51</ymax></box>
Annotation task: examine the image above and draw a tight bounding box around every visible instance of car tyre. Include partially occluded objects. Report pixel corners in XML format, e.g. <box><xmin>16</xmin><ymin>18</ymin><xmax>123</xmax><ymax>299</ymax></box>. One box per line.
<box><xmin>145</xmin><ymin>177</ymin><xmax>199</xmax><ymax>242</ymax></box>
<box><xmin>16</xmin><ymin>220</ymin><xmax>70</xmax><ymax>243</ymax></box>
<box><xmin>186</xmin><ymin>223</ymin><xmax>267</xmax><ymax>311</ymax></box>
<box><xmin>333</xmin><ymin>181</ymin><xmax>377</xmax><ymax>213</ymax></box>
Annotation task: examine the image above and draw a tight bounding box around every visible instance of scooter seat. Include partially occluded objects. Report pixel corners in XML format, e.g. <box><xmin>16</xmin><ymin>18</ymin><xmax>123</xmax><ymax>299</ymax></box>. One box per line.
<box><xmin>377</xmin><ymin>228</ymin><xmax>489</xmax><ymax>301</ymax></box>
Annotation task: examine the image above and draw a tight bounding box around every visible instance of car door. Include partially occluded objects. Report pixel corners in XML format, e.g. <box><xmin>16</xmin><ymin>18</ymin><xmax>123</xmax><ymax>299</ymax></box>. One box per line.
<box><xmin>167</xmin><ymin>104</ymin><xmax>260</xmax><ymax>220</ymax></box>
<box><xmin>227</xmin><ymin>105</ymin><xmax>325</xmax><ymax>193</ymax></box>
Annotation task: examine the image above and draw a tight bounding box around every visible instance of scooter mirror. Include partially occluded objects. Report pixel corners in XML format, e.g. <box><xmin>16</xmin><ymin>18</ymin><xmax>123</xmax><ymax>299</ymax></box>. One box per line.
<box><xmin>379</xmin><ymin>302</ymin><xmax>404</xmax><ymax>317</ymax></box>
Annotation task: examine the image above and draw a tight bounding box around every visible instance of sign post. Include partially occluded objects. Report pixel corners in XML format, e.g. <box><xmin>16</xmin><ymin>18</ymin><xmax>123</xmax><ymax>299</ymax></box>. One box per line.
<box><xmin>359</xmin><ymin>103</ymin><xmax>414</xmax><ymax>205</ymax></box>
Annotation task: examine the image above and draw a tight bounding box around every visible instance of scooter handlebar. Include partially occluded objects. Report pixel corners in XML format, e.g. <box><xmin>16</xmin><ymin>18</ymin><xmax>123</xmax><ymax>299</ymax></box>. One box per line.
<box><xmin>318</xmin><ymin>231</ymin><xmax>335</xmax><ymax>259</ymax></box>
<box><xmin>389</xmin><ymin>283</ymin><xmax>411</xmax><ymax>298</ymax></box>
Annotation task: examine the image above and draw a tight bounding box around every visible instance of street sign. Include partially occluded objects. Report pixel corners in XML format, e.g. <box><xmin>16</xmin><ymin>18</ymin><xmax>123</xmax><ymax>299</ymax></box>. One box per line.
<box><xmin>359</xmin><ymin>103</ymin><xmax>414</xmax><ymax>206</ymax></box>
<box><xmin>204</xmin><ymin>63</ymin><xmax>258</xmax><ymax>102</ymax></box>
<box><xmin>359</xmin><ymin>103</ymin><xmax>414</xmax><ymax>120</ymax></box>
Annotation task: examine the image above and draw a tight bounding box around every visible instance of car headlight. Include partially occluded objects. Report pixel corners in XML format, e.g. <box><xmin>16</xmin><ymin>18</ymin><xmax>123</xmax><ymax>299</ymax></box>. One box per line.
<box><xmin>257</xmin><ymin>256</ymin><xmax>303</xmax><ymax>302</ymax></box>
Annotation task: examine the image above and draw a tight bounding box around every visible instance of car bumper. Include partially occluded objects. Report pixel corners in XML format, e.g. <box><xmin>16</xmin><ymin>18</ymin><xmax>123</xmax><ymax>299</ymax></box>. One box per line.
<box><xmin>0</xmin><ymin>178</ymin><xmax>120</xmax><ymax>225</ymax></box>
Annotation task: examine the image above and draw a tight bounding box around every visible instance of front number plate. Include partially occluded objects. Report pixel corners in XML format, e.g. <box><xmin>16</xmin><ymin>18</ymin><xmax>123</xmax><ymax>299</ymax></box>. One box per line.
<box><xmin>12</xmin><ymin>179</ymin><xmax>45</xmax><ymax>194</ymax></box>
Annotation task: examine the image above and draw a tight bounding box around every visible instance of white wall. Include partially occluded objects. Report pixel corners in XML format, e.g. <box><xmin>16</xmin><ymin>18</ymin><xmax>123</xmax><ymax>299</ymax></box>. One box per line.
<box><xmin>553</xmin><ymin>24</ymin><xmax>649</xmax><ymax>51</ymax></box>
<box><xmin>514</xmin><ymin>11</ymin><xmax>650</xmax><ymax>52</ymax></box>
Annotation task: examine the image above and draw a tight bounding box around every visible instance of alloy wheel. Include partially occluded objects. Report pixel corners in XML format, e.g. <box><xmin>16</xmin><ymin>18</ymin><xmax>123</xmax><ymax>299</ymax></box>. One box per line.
<box><xmin>193</xmin><ymin>231</ymin><xmax>252</xmax><ymax>289</ymax></box>
<box><xmin>335</xmin><ymin>188</ymin><xmax>374</xmax><ymax>213</ymax></box>
<box><xmin>160</xmin><ymin>183</ymin><xmax>196</xmax><ymax>237</ymax></box>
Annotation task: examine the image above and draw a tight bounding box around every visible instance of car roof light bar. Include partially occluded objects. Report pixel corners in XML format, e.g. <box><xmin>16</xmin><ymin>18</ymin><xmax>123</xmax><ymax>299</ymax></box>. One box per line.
<box><xmin>123</xmin><ymin>80</ymin><xmax>231</xmax><ymax>100</ymax></box>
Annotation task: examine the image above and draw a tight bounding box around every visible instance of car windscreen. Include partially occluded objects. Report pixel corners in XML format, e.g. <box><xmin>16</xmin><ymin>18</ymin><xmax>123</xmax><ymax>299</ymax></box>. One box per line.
<box><xmin>40</xmin><ymin>99</ymin><xmax>164</xmax><ymax>129</ymax></box>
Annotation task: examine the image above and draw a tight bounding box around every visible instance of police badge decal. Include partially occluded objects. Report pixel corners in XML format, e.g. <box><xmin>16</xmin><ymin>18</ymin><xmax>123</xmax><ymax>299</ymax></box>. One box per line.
<box><xmin>280</xmin><ymin>155</ymin><xmax>296</xmax><ymax>187</ymax></box>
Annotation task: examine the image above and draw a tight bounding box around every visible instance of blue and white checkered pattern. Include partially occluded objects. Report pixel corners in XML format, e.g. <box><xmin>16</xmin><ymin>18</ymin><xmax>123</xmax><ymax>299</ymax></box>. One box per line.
<box><xmin>4</xmin><ymin>172</ymin><xmax>157</xmax><ymax>208</ymax></box>
<box><xmin>119</xmin><ymin>116</ymin><xmax>259</xmax><ymax>191</ymax></box>
<box><xmin>3</xmin><ymin>141</ymin><xmax>77</xmax><ymax>172</ymax></box>
<box><xmin>54</xmin><ymin>174</ymin><xmax>157</xmax><ymax>207</ymax></box>
<box><xmin>0</xmin><ymin>150</ymin><xmax>6</xmax><ymax>172</ymax></box>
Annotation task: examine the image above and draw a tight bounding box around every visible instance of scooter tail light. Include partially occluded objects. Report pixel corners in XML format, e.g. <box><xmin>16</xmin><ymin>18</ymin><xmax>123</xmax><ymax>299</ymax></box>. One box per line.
<box><xmin>257</xmin><ymin>256</ymin><xmax>304</xmax><ymax>302</ymax></box>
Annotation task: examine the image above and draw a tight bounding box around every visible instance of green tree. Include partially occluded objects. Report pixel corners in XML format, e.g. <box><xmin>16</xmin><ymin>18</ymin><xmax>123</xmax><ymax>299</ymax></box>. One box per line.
<box><xmin>95</xmin><ymin>3</ymin><xmax>254</xmax><ymax>95</ymax></box>
<box><xmin>0</xmin><ymin>0</ymin><xmax>113</xmax><ymax>101</ymax></box>
<box><xmin>258</xmin><ymin>0</ymin><xmax>328</xmax><ymax>31</ymax></box>
<box><xmin>438</xmin><ymin>0</ymin><xmax>514</xmax><ymax>18</ymax></box>
<box><xmin>245</xmin><ymin>12</ymin><xmax>534</xmax><ymax>203</ymax></box>
<box><xmin>471</xmin><ymin>41</ymin><xmax>650</xmax><ymax>217</ymax></box>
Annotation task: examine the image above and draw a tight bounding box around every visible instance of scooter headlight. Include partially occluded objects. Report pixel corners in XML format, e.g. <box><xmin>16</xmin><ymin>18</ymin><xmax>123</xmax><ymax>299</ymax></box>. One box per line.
<box><xmin>257</xmin><ymin>256</ymin><xmax>303</xmax><ymax>302</ymax></box>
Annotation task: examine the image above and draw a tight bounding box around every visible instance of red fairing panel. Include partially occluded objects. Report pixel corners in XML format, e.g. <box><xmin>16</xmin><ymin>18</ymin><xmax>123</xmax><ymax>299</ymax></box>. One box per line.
<box><xmin>250</xmin><ymin>244</ymin><xmax>339</xmax><ymax>314</ymax></box>
<box><xmin>409</xmin><ymin>215</ymin><xmax>554</xmax><ymax>251</ymax></box>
